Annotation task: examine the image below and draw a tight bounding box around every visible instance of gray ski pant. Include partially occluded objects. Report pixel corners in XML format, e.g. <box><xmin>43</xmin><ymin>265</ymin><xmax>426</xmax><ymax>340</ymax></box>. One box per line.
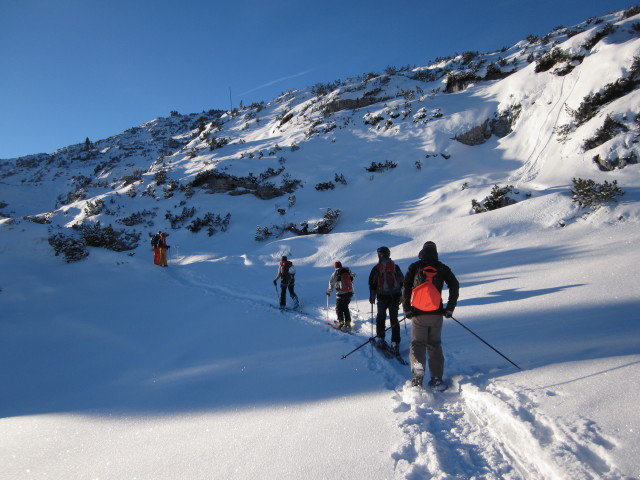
<box><xmin>410</xmin><ymin>313</ymin><xmax>444</xmax><ymax>380</ymax></box>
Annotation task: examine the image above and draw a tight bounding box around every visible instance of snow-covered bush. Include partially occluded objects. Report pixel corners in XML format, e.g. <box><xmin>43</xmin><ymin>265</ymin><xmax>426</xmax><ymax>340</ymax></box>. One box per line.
<box><xmin>187</xmin><ymin>212</ymin><xmax>231</xmax><ymax>236</ymax></box>
<box><xmin>72</xmin><ymin>222</ymin><xmax>140</xmax><ymax>251</ymax></box>
<box><xmin>471</xmin><ymin>185</ymin><xmax>517</xmax><ymax>213</ymax></box>
<box><xmin>166</xmin><ymin>207</ymin><xmax>196</xmax><ymax>229</ymax></box>
<box><xmin>365</xmin><ymin>160</ymin><xmax>397</xmax><ymax>172</ymax></box>
<box><xmin>48</xmin><ymin>232</ymin><xmax>89</xmax><ymax>263</ymax></box>
<box><xmin>117</xmin><ymin>210</ymin><xmax>156</xmax><ymax>227</ymax></box>
<box><xmin>568</xmin><ymin>59</ymin><xmax>640</xmax><ymax>125</ymax></box>
<box><xmin>571</xmin><ymin>178</ymin><xmax>625</xmax><ymax>207</ymax></box>
<box><xmin>583</xmin><ymin>115</ymin><xmax>628</xmax><ymax>151</ymax></box>
<box><xmin>315</xmin><ymin>181</ymin><xmax>335</xmax><ymax>191</ymax></box>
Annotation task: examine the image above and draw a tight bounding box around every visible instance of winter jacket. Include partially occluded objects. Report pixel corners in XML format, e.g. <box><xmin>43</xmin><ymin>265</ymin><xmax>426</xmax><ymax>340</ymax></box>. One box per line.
<box><xmin>402</xmin><ymin>247</ymin><xmax>459</xmax><ymax>315</ymax></box>
<box><xmin>275</xmin><ymin>261</ymin><xmax>296</xmax><ymax>285</ymax></box>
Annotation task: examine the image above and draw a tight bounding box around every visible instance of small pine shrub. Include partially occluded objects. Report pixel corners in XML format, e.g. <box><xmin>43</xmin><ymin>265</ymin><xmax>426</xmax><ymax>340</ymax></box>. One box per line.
<box><xmin>365</xmin><ymin>160</ymin><xmax>397</xmax><ymax>172</ymax></box>
<box><xmin>48</xmin><ymin>233</ymin><xmax>89</xmax><ymax>263</ymax></box>
<box><xmin>117</xmin><ymin>210</ymin><xmax>156</xmax><ymax>227</ymax></box>
<box><xmin>166</xmin><ymin>207</ymin><xmax>196</xmax><ymax>229</ymax></box>
<box><xmin>187</xmin><ymin>212</ymin><xmax>231</xmax><ymax>236</ymax></box>
<box><xmin>571</xmin><ymin>178</ymin><xmax>624</xmax><ymax>207</ymax></box>
<box><xmin>72</xmin><ymin>222</ymin><xmax>140</xmax><ymax>251</ymax></box>
<box><xmin>84</xmin><ymin>199</ymin><xmax>105</xmax><ymax>217</ymax></box>
<box><xmin>315</xmin><ymin>181</ymin><xmax>335</xmax><ymax>191</ymax></box>
<box><xmin>471</xmin><ymin>185</ymin><xmax>517</xmax><ymax>213</ymax></box>
<box><xmin>535</xmin><ymin>48</ymin><xmax>571</xmax><ymax>73</ymax></box>
<box><xmin>334</xmin><ymin>173</ymin><xmax>347</xmax><ymax>185</ymax></box>
<box><xmin>581</xmin><ymin>24</ymin><xmax>616</xmax><ymax>51</ymax></box>
<box><xmin>583</xmin><ymin>114</ymin><xmax>628</xmax><ymax>150</ymax></box>
<box><xmin>154</xmin><ymin>170</ymin><xmax>168</xmax><ymax>185</ymax></box>
<box><xmin>255</xmin><ymin>225</ymin><xmax>273</xmax><ymax>241</ymax></box>
<box><xmin>568</xmin><ymin>60</ymin><xmax>640</xmax><ymax>125</ymax></box>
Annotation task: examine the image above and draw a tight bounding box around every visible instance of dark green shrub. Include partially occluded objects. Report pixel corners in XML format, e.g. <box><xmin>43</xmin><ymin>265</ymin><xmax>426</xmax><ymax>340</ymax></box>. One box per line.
<box><xmin>72</xmin><ymin>222</ymin><xmax>140</xmax><ymax>251</ymax></box>
<box><xmin>315</xmin><ymin>182</ymin><xmax>335</xmax><ymax>191</ymax></box>
<box><xmin>535</xmin><ymin>48</ymin><xmax>572</xmax><ymax>73</ymax></box>
<box><xmin>445</xmin><ymin>72</ymin><xmax>480</xmax><ymax>92</ymax></box>
<box><xmin>569</xmin><ymin>59</ymin><xmax>640</xmax><ymax>125</ymax></box>
<box><xmin>581</xmin><ymin>24</ymin><xmax>616</xmax><ymax>51</ymax></box>
<box><xmin>366</xmin><ymin>160</ymin><xmax>397</xmax><ymax>172</ymax></box>
<box><xmin>166</xmin><ymin>207</ymin><xmax>195</xmax><ymax>229</ymax></box>
<box><xmin>571</xmin><ymin>178</ymin><xmax>624</xmax><ymax>207</ymax></box>
<box><xmin>48</xmin><ymin>233</ymin><xmax>89</xmax><ymax>263</ymax></box>
<box><xmin>187</xmin><ymin>212</ymin><xmax>231</xmax><ymax>236</ymax></box>
<box><xmin>472</xmin><ymin>185</ymin><xmax>517</xmax><ymax>213</ymax></box>
<box><xmin>583</xmin><ymin>115</ymin><xmax>628</xmax><ymax>150</ymax></box>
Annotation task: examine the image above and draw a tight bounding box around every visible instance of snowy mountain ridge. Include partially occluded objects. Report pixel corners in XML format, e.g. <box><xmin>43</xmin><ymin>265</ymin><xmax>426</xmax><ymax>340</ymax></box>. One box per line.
<box><xmin>1</xmin><ymin>6</ymin><xmax>639</xmax><ymax>253</ymax></box>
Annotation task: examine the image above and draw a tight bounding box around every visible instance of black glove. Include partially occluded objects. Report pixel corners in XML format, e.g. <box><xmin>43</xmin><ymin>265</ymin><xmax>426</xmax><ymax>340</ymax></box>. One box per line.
<box><xmin>273</xmin><ymin>279</ymin><xmax>277</xmax><ymax>286</ymax></box>
<box><xmin>444</xmin><ymin>310</ymin><xmax>453</xmax><ymax>318</ymax></box>
<box><xmin>405</xmin><ymin>310</ymin><xmax>414</xmax><ymax>319</ymax></box>
<box><xmin>369</xmin><ymin>293</ymin><xmax>376</xmax><ymax>305</ymax></box>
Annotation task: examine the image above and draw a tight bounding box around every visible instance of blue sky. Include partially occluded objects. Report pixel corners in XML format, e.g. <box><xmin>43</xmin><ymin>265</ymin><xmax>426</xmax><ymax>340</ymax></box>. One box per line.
<box><xmin>0</xmin><ymin>0</ymin><xmax>633</xmax><ymax>159</ymax></box>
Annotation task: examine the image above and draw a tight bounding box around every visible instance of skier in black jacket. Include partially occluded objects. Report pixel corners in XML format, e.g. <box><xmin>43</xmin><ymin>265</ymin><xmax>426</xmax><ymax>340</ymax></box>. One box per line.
<box><xmin>368</xmin><ymin>246</ymin><xmax>404</xmax><ymax>355</ymax></box>
<box><xmin>403</xmin><ymin>241</ymin><xmax>459</xmax><ymax>390</ymax></box>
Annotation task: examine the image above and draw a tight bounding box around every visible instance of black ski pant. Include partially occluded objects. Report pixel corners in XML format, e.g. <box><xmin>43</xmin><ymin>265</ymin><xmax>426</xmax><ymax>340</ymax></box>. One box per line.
<box><xmin>279</xmin><ymin>283</ymin><xmax>297</xmax><ymax>306</ymax></box>
<box><xmin>335</xmin><ymin>292</ymin><xmax>353</xmax><ymax>326</ymax></box>
<box><xmin>410</xmin><ymin>313</ymin><xmax>444</xmax><ymax>380</ymax></box>
<box><xmin>376</xmin><ymin>294</ymin><xmax>401</xmax><ymax>344</ymax></box>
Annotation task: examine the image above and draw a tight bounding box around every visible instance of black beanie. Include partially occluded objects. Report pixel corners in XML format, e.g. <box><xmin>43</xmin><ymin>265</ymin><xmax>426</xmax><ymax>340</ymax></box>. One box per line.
<box><xmin>422</xmin><ymin>241</ymin><xmax>437</xmax><ymax>252</ymax></box>
<box><xmin>419</xmin><ymin>241</ymin><xmax>438</xmax><ymax>262</ymax></box>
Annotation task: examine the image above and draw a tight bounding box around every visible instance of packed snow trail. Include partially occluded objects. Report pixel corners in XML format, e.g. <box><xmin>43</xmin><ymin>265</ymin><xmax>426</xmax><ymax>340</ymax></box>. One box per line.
<box><xmin>168</xmin><ymin>264</ymin><xmax>632</xmax><ymax>480</ymax></box>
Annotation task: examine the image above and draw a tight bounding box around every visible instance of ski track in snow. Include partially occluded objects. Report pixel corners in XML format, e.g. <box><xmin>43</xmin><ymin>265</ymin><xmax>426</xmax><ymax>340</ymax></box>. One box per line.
<box><xmin>170</xmin><ymin>266</ymin><xmax>629</xmax><ymax>480</ymax></box>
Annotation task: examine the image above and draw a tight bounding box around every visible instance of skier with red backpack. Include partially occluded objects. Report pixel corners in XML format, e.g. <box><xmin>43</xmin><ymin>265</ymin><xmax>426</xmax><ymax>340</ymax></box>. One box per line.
<box><xmin>326</xmin><ymin>261</ymin><xmax>357</xmax><ymax>329</ymax></box>
<box><xmin>368</xmin><ymin>246</ymin><xmax>404</xmax><ymax>356</ymax></box>
<box><xmin>403</xmin><ymin>241</ymin><xmax>459</xmax><ymax>391</ymax></box>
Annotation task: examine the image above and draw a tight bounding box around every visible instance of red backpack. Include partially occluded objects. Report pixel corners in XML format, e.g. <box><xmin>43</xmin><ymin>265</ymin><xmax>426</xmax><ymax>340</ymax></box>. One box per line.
<box><xmin>410</xmin><ymin>266</ymin><xmax>442</xmax><ymax>311</ymax></box>
<box><xmin>336</xmin><ymin>268</ymin><xmax>354</xmax><ymax>293</ymax></box>
<box><xmin>376</xmin><ymin>260</ymin><xmax>402</xmax><ymax>295</ymax></box>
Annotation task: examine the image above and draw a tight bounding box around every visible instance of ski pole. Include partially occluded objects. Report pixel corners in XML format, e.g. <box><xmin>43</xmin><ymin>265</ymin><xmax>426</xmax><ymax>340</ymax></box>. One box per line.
<box><xmin>352</xmin><ymin>287</ymin><xmax>361</xmax><ymax>316</ymax></box>
<box><xmin>370</xmin><ymin>304</ymin><xmax>375</xmax><ymax>357</ymax></box>
<box><xmin>400</xmin><ymin>304</ymin><xmax>408</xmax><ymax>334</ymax></box>
<box><xmin>341</xmin><ymin>336</ymin><xmax>377</xmax><ymax>359</ymax></box>
<box><xmin>326</xmin><ymin>294</ymin><xmax>330</xmax><ymax>323</ymax></box>
<box><xmin>341</xmin><ymin>317</ymin><xmax>410</xmax><ymax>360</ymax></box>
<box><xmin>451</xmin><ymin>316</ymin><xmax>522</xmax><ymax>370</ymax></box>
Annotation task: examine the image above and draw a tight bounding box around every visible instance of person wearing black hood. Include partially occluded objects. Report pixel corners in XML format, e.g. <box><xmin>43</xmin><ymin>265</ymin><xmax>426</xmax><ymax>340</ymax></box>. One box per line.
<box><xmin>403</xmin><ymin>241</ymin><xmax>459</xmax><ymax>390</ymax></box>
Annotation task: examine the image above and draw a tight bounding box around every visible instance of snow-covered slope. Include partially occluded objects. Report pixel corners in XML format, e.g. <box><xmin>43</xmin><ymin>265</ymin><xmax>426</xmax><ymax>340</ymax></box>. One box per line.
<box><xmin>1</xmin><ymin>7</ymin><xmax>639</xmax><ymax>480</ymax></box>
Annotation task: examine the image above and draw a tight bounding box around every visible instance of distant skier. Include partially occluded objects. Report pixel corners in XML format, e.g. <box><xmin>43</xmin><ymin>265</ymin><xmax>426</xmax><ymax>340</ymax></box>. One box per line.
<box><xmin>151</xmin><ymin>231</ymin><xmax>161</xmax><ymax>265</ymax></box>
<box><xmin>274</xmin><ymin>256</ymin><xmax>299</xmax><ymax>309</ymax></box>
<box><xmin>403</xmin><ymin>241</ymin><xmax>459</xmax><ymax>390</ymax></box>
<box><xmin>158</xmin><ymin>232</ymin><xmax>170</xmax><ymax>267</ymax></box>
<box><xmin>326</xmin><ymin>261</ymin><xmax>356</xmax><ymax>329</ymax></box>
<box><xmin>368</xmin><ymin>246</ymin><xmax>404</xmax><ymax>355</ymax></box>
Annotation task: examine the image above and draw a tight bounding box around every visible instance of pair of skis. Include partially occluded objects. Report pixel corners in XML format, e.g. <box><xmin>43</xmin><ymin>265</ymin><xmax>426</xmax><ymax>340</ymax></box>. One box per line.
<box><xmin>371</xmin><ymin>338</ymin><xmax>408</xmax><ymax>365</ymax></box>
<box><xmin>327</xmin><ymin>320</ymin><xmax>353</xmax><ymax>334</ymax></box>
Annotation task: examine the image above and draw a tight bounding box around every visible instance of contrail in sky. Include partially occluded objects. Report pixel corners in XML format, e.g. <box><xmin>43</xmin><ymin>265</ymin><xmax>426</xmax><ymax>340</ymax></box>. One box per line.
<box><xmin>238</xmin><ymin>69</ymin><xmax>315</xmax><ymax>96</ymax></box>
